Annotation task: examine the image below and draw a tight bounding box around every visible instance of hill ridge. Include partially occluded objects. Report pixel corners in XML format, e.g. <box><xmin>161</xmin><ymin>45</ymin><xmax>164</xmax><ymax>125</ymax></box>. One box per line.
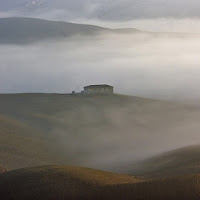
<box><xmin>1</xmin><ymin>165</ymin><xmax>200</xmax><ymax>199</ymax></box>
<box><xmin>0</xmin><ymin>17</ymin><xmax>140</xmax><ymax>44</ymax></box>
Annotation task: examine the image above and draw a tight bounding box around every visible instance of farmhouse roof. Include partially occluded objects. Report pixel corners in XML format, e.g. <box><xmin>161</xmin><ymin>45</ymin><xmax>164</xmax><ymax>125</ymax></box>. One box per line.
<box><xmin>84</xmin><ymin>84</ymin><xmax>113</xmax><ymax>89</ymax></box>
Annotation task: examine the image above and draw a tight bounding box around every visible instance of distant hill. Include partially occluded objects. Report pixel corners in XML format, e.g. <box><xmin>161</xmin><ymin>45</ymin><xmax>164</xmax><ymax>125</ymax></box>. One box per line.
<box><xmin>1</xmin><ymin>165</ymin><xmax>200</xmax><ymax>200</ymax></box>
<box><xmin>130</xmin><ymin>145</ymin><xmax>200</xmax><ymax>178</ymax></box>
<box><xmin>0</xmin><ymin>17</ymin><xmax>140</xmax><ymax>44</ymax></box>
<box><xmin>0</xmin><ymin>17</ymin><xmax>199</xmax><ymax>45</ymax></box>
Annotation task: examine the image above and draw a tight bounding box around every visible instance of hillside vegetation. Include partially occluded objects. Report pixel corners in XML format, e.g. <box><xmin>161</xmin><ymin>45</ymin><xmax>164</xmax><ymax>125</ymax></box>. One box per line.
<box><xmin>1</xmin><ymin>165</ymin><xmax>200</xmax><ymax>200</ymax></box>
<box><xmin>0</xmin><ymin>113</ymin><xmax>62</xmax><ymax>170</ymax></box>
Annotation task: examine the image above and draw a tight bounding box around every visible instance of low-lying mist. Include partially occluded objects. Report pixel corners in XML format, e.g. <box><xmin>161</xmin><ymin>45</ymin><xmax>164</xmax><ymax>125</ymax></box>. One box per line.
<box><xmin>51</xmin><ymin>100</ymin><xmax>200</xmax><ymax>171</ymax></box>
<box><xmin>1</xmin><ymin>32</ymin><xmax>200</xmax><ymax>103</ymax></box>
<box><xmin>1</xmin><ymin>93</ymin><xmax>200</xmax><ymax>172</ymax></box>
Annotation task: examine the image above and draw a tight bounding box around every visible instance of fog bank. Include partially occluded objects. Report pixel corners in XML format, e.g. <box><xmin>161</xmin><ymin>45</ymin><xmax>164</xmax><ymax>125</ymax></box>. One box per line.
<box><xmin>1</xmin><ymin>33</ymin><xmax>200</xmax><ymax>103</ymax></box>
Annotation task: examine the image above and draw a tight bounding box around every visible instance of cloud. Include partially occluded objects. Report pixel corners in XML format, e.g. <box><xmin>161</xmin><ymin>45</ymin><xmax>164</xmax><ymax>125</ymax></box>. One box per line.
<box><xmin>2</xmin><ymin>0</ymin><xmax>200</xmax><ymax>21</ymax></box>
<box><xmin>0</xmin><ymin>11</ymin><xmax>18</xmax><ymax>18</ymax></box>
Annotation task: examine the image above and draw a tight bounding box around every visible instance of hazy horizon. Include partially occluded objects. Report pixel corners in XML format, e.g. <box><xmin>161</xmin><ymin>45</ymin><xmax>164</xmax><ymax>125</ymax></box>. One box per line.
<box><xmin>1</xmin><ymin>1</ymin><xmax>200</xmax><ymax>103</ymax></box>
<box><xmin>0</xmin><ymin>30</ymin><xmax>200</xmax><ymax>103</ymax></box>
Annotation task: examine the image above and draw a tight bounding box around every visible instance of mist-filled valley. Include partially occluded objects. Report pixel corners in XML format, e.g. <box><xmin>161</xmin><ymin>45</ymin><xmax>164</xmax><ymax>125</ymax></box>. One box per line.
<box><xmin>1</xmin><ymin>19</ymin><xmax>200</xmax><ymax>172</ymax></box>
<box><xmin>2</xmin><ymin>17</ymin><xmax>200</xmax><ymax>199</ymax></box>
<box><xmin>0</xmin><ymin>93</ymin><xmax>200</xmax><ymax>174</ymax></box>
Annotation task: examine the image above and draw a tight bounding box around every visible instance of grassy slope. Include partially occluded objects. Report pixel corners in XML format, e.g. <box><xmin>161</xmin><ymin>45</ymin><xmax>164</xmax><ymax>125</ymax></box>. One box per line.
<box><xmin>1</xmin><ymin>165</ymin><xmax>200</xmax><ymax>200</ymax></box>
<box><xmin>0</xmin><ymin>114</ymin><xmax>62</xmax><ymax>170</ymax></box>
<box><xmin>0</xmin><ymin>93</ymin><xmax>199</xmax><ymax>172</ymax></box>
<box><xmin>130</xmin><ymin>145</ymin><xmax>200</xmax><ymax>178</ymax></box>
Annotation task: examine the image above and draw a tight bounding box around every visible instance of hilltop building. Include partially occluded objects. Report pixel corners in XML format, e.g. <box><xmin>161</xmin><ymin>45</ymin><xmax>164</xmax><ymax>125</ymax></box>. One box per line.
<box><xmin>83</xmin><ymin>85</ymin><xmax>114</xmax><ymax>95</ymax></box>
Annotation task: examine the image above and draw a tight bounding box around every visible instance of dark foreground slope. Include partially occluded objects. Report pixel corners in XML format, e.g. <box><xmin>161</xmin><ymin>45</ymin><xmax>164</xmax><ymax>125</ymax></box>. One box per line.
<box><xmin>0</xmin><ymin>93</ymin><xmax>200</xmax><ymax>172</ymax></box>
<box><xmin>130</xmin><ymin>145</ymin><xmax>200</xmax><ymax>178</ymax></box>
<box><xmin>0</xmin><ymin>165</ymin><xmax>141</xmax><ymax>200</ymax></box>
<box><xmin>1</xmin><ymin>165</ymin><xmax>200</xmax><ymax>200</ymax></box>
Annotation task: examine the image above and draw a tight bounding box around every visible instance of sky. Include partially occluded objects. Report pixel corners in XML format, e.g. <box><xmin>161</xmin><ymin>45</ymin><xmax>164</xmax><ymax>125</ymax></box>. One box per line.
<box><xmin>1</xmin><ymin>0</ymin><xmax>200</xmax><ymax>32</ymax></box>
<box><xmin>1</xmin><ymin>0</ymin><xmax>200</xmax><ymax>19</ymax></box>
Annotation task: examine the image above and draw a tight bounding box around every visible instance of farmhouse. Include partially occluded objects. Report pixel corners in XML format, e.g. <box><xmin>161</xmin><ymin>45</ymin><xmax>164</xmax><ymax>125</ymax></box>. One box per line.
<box><xmin>83</xmin><ymin>85</ymin><xmax>114</xmax><ymax>95</ymax></box>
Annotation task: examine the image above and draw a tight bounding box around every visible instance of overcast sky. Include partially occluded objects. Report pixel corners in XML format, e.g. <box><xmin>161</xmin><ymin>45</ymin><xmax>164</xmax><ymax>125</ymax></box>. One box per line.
<box><xmin>1</xmin><ymin>0</ymin><xmax>200</xmax><ymax>32</ymax></box>
<box><xmin>1</xmin><ymin>0</ymin><xmax>200</xmax><ymax>19</ymax></box>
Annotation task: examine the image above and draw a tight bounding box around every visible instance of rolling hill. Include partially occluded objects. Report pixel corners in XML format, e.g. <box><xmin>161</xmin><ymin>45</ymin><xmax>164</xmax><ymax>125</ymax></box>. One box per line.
<box><xmin>0</xmin><ymin>113</ymin><xmax>62</xmax><ymax>170</ymax></box>
<box><xmin>130</xmin><ymin>145</ymin><xmax>200</xmax><ymax>178</ymax></box>
<box><xmin>0</xmin><ymin>93</ymin><xmax>200</xmax><ymax>173</ymax></box>
<box><xmin>1</xmin><ymin>165</ymin><xmax>200</xmax><ymax>200</ymax></box>
<box><xmin>0</xmin><ymin>17</ymin><xmax>140</xmax><ymax>44</ymax></box>
<box><xmin>0</xmin><ymin>165</ymin><xmax>142</xmax><ymax>200</ymax></box>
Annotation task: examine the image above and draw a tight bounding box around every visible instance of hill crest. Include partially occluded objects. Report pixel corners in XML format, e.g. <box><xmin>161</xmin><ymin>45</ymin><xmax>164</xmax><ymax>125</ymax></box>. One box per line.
<box><xmin>0</xmin><ymin>17</ymin><xmax>140</xmax><ymax>44</ymax></box>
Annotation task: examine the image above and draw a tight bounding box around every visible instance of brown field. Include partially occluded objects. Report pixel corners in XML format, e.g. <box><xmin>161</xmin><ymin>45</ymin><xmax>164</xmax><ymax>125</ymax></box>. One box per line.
<box><xmin>1</xmin><ymin>165</ymin><xmax>200</xmax><ymax>200</ymax></box>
